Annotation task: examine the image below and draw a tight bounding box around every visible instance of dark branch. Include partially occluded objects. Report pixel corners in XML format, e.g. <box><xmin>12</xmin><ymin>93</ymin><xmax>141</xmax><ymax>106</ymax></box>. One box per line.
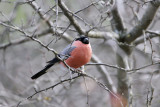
<box><xmin>27</xmin><ymin>0</ymin><xmax>62</xmax><ymax>37</ymax></box>
<box><xmin>109</xmin><ymin>1</ymin><xmax>124</xmax><ymax>34</ymax></box>
<box><xmin>125</xmin><ymin>1</ymin><xmax>160</xmax><ymax>43</ymax></box>
<box><xmin>58</xmin><ymin>0</ymin><xmax>84</xmax><ymax>35</ymax></box>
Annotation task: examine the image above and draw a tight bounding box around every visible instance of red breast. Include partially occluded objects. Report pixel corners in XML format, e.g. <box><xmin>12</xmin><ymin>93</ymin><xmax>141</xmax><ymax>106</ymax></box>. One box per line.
<box><xmin>64</xmin><ymin>41</ymin><xmax>92</xmax><ymax>68</ymax></box>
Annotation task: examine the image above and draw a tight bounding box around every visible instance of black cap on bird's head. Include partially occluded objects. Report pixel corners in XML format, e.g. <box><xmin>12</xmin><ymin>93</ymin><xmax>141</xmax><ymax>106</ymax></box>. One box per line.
<box><xmin>76</xmin><ymin>36</ymin><xmax>89</xmax><ymax>44</ymax></box>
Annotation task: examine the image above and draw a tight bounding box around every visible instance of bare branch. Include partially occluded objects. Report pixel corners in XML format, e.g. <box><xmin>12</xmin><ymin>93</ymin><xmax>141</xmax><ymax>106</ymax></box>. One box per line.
<box><xmin>1</xmin><ymin>2</ymin><xmax>116</xmax><ymax>97</ymax></box>
<box><xmin>146</xmin><ymin>73</ymin><xmax>154</xmax><ymax>107</ymax></box>
<box><xmin>82</xmin><ymin>76</ymin><xmax>90</xmax><ymax>106</ymax></box>
<box><xmin>125</xmin><ymin>1</ymin><xmax>160</xmax><ymax>43</ymax></box>
<box><xmin>26</xmin><ymin>0</ymin><xmax>62</xmax><ymax>37</ymax></box>
<box><xmin>0</xmin><ymin>21</ymin><xmax>118</xmax><ymax>107</ymax></box>
<box><xmin>0</xmin><ymin>21</ymin><xmax>117</xmax><ymax>100</ymax></box>
<box><xmin>0</xmin><ymin>22</ymin><xmax>57</xmax><ymax>55</ymax></box>
<box><xmin>146</xmin><ymin>30</ymin><xmax>160</xmax><ymax>35</ymax></box>
<box><xmin>58</xmin><ymin>0</ymin><xmax>84</xmax><ymax>35</ymax></box>
<box><xmin>0</xmin><ymin>29</ymin><xmax>52</xmax><ymax>49</ymax></box>
<box><xmin>74</xmin><ymin>1</ymin><xmax>99</xmax><ymax>14</ymax></box>
<box><xmin>88</xmin><ymin>30</ymin><xmax>119</xmax><ymax>40</ymax></box>
<box><xmin>109</xmin><ymin>0</ymin><xmax>124</xmax><ymax>33</ymax></box>
<box><xmin>27</xmin><ymin>75</ymin><xmax>81</xmax><ymax>99</ymax></box>
<box><xmin>134</xmin><ymin>30</ymin><xmax>160</xmax><ymax>45</ymax></box>
<box><xmin>91</xmin><ymin>54</ymin><xmax>117</xmax><ymax>93</ymax></box>
<box><xmin>27</xmin><ymin>0</ymin><xmax>120</xmax><ymax>42</ymax></box>
<box><xmin>147</xmin><ymin>34</ymin><xmax>154</xmax><ymax>64</ymax></box>
<box><xmin>25</xmin><ymin>70</ymin><xmax>122</xmax><ymax>107</ymax></box>
<box><xmin>27</xmin><ymin>0</ymin><xmax>54</xmax><ymax>28</ymax></box>
<box><xmin>86</xmin><ymin>62</ymin><xmax>160</xmax><ymax>73</ymax></box>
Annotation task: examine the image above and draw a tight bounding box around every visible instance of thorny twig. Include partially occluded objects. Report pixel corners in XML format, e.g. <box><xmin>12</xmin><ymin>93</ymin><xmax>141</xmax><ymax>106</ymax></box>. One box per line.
<box><xmin>17</xmin><ymin>69</ymin><xmax>123</xmax><ymax>107</ymax></box>
<box><xmin>27</xmin><ymin>75</ymin><xmax>81</xmax><ymax>99</ymax></box>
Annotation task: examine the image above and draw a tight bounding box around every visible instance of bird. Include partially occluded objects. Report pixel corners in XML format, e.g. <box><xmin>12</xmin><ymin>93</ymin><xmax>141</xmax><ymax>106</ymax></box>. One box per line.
<box><xmin>31</xmin><ymin>36</ymin><xmax>92</xmax><ymax>79</ymax></box>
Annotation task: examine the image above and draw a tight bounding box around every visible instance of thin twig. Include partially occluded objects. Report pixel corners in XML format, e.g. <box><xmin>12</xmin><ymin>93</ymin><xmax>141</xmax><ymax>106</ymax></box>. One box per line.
<box><xmin>58</xmin><ymin>0</ymin><xmax>84</xmax><ymax>35</ymax></box>
<box><xmin>83</xmin><ymin>76</ymin><xmax>90</xmax><ymax>106</ymax></box>
<box><xmin>74</xmin><ymin>1</ymin><xmax>98</xmax><ymax>14</ymax></box>
<box><xmin>0</xmin><ymin>21</ymin><xmax>57</xmax><ymax>55</ymax></box>
<box><xmin>146</xmin><ymin>73</ymin><xmax>154</xmax><ymax>107</ymax></box>
<box><xmin>134</xmin><ymin>30</ymin><xmax>160</xmax><ymax>45</ymax></box>
<box><xmin>27</xmin><ymin>75</ymin><xmax>81</xmax><ymax>99</ymax></box>
<box><xmin>24</xmin><ymin>70</ymin><xmax>121</xmax><ymax>107</ymax></box>
<box><xmin>86</xmin><ymin>62</ymin><xmax>160</xmax><ymax>73</ymax></box>
<box><xmin>125</xmin><ymin>1</ymin><xmax>160</xmax><ymax>43</ymax></box>
<box><xmin>147</xmin><ymin>34</ymin><xmax>154</xmax><ymax>64</ymax></box>
<box><xmin>91</xmin><ymin>54</ymin><xmax>117</xmax><ymax>93</ymax></box>
<box><xmin>143</xmin><ymin>30</ymin><xmax>147</xmax><ymax>52</ymax></box>
<box><xmin>0</xmin><ymin>28</ymin><xmax>52</xmax><ymax>49</ymax></box>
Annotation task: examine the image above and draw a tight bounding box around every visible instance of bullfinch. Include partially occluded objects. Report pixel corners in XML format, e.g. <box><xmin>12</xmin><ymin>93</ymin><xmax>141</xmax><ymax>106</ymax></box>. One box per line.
<box><xmin>31</xmin><ymin>36</ymin><xmax>92</xmax><ymax>79</ymax></box>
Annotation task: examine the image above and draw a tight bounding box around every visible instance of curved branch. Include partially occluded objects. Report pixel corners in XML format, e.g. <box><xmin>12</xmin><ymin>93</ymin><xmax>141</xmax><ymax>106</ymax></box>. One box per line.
<box><xmin>58</xmin><ymin>0</ymin><xmax>84</xmax><ymax>35</ymax></box>
<box><xmin>125</xmin><ymin>1</ymin><xmax>160</xmax><ymax>43</ymax></box>
<box><xmin>109</xmin><ymin>0</ymin><xmax>124</xmax><ymax>33</ymax></box>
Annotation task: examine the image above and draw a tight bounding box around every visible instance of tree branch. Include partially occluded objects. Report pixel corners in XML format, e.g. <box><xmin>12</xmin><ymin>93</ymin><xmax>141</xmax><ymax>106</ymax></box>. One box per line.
<box><xmin>26</xmin><ymin>71</ymin><xmax>121</xmax><ymax>107</ymax></box>
<box><xmin>91</xmin><ymin>54</ymin><xmax>117</xmax><ymax>93</ymax></box>
<box><xmin>109</xmin><ymin>0</ymin><xmax>124</xmax><ymax>34</ymax></box>
<box><xmin>58</xmin><ymin>0</ymin><xmax>84</xmax><ymax>35</ymax></box>
<box><xmin>0</xmin><ymin>21</ymin><xmax>58</xmax><ymax>55</ymax></box>
<box><xmin>0</xmin><ymin>21</ymin><xmax>117</xmax><ymax>96</ymax></box>
<box><xmin>87</xmin><ymin>62</ymin><xmax>160</xmax><ymax>73</ymax></box>
<box><xmin>134</xmin><ymin>30</ymin><xmax>160</xmax><ymax>45</ymax></box>
<box><xmin>0</xmin><ymin>29</ymin><xmax>52</xmax><ymax>49</ymax></box>
<box><xmin>26</xmin><ymin>0</ymin><xmax>62</xmax><ymax>37</ymax></box>
<box><xmin>88</xmin><ymin>30</ymin><xmax>119</xmax><ymax>41</ymax></box>
<box><xmin>125</xmin><ymin>1</ymin><xmax>160</xmax><ymax>43</ymax></box>
<box><xmin>8</xmin><ymin>1</ymin><xmax>117</xmax><ymax>98</ymax></box>
<box><xmin>27</xmin><ymin>75</ymin><xmax>81</xmax><ymax>99</ymax></box>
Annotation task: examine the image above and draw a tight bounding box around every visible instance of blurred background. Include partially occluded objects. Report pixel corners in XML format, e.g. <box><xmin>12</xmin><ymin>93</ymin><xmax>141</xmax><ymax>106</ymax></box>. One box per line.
<box><xmin>0</xmin><ymin>0</ymin><xmax>160</xmax><ymax>107</ymax></box>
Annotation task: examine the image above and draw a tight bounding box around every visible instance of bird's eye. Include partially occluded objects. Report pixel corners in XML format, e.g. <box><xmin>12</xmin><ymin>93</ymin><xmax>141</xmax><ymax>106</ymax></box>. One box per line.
<box><xmin>82</xmin><ymin>37</ymin><xmax>89</xmax><ymax>44</ymax></box>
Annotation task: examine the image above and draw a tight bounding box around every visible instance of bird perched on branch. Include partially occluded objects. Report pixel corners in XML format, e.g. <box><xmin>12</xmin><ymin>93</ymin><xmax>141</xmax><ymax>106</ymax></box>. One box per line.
<box><xmin>31</xmin><ymin>36</ymin><xmax>92</xmax><ymax>79</ymax></box>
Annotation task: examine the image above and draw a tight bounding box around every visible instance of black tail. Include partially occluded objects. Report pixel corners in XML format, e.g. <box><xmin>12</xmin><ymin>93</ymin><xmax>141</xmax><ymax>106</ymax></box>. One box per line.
<box><xmin>31</xmin><ymin>58</ymin><xmax>60</xmax><ymax>79</ymax></box>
